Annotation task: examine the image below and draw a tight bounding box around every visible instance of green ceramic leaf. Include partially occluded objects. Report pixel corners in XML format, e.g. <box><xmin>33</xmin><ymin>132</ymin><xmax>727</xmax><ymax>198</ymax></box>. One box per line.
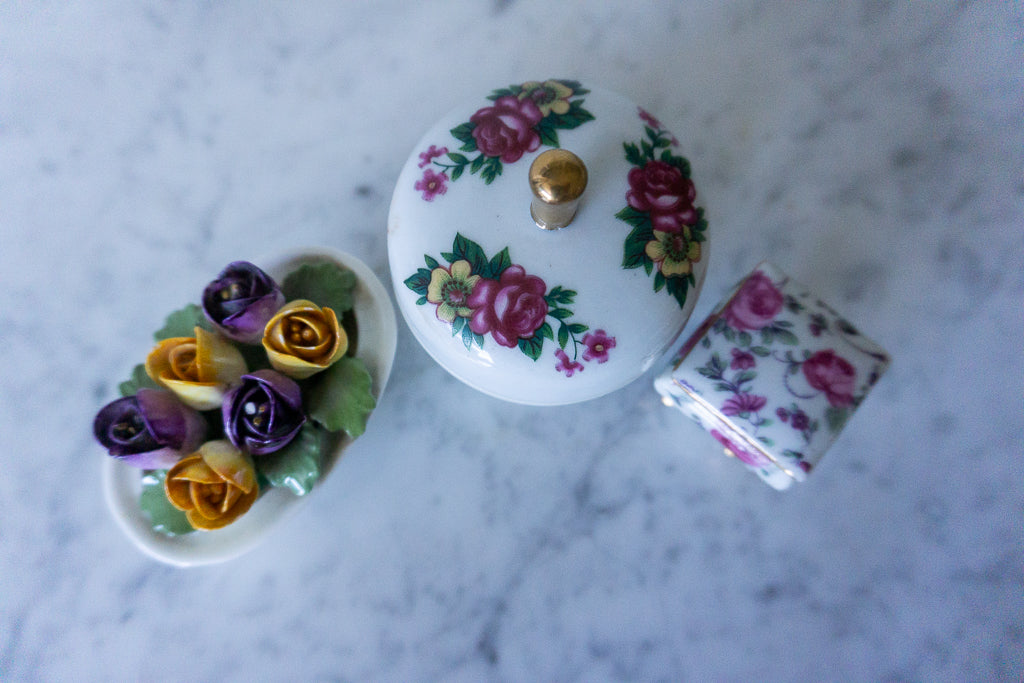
<box><xmin>119</xmin><ymin>364</ymin><xmax>160</xmax><ymax>397</ymax></box>
<box><xmin>450</xmin><ymin>122</ymin><xmax>477</xmax><ymax>147</ymax></box>
<box><xmin>154</xmin><ymin>304</ymin><xmax>210</xmax><ymax>341</ymax></box>
<box><xmin>283</xmin><ymin>262</ymin><xmax>357</xmax><ymax>315</ymax></box>
<box><xmin>486</xmin><ymin>247</ymin><xmax>512</xmax><ymax>278</ymax></box>
<box><xmin>447</xmin><ymin>152</ymin><xmax>469</xmax><ymax>165</ymax></box>
<box><xmin>139</xmin><ymin>470</ymin><xmax>195</xmax><ymax>537</ymax></box>
<box><xmin>307</xmin><ymin>356</ymin><xmax>376</xmax><ymax>438</ymax></box>
<box><xmin>404</xmin><ymin>267</ymin><xmax>432</xmax><ymax>295</ymax></box>
<box><xmin>255</xmin><ymin>423</ymin><xmax>327</xmax><ymax>496</ymax></box>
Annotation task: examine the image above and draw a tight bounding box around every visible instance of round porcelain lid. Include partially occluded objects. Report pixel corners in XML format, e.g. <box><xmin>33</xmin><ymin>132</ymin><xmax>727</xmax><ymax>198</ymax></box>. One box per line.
<box><xmin>388</xmin><ymin>79</ymin><xmax>710</xmax><ymax>405</ymax></box>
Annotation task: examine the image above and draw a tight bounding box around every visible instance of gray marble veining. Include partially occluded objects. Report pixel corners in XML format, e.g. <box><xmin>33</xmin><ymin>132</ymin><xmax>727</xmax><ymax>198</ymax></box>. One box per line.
<box><xmin>1</xmin><ymin>1</ymin><xmax>1021</xmax><ymax>680</ymax></box>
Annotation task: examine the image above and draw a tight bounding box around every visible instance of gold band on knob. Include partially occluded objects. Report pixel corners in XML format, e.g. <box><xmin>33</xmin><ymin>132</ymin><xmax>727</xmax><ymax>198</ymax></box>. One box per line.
<box><xmin>528</xmin><ymin>149</ymin><xmax>587</xmax><ymax>230</ymax></box>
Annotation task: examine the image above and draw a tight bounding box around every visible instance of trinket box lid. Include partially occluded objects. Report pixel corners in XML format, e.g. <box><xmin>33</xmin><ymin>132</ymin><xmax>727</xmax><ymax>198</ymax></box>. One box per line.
<box><xmin>388</xmin><ymin>80</ymin><xmax>711</xmax><ymax>405</ymax></box>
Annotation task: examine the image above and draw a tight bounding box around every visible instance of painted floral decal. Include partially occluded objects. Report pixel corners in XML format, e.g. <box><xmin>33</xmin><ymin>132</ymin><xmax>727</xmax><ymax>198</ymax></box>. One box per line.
<box><xmin>404</xmin><ymin>233</ymin><xmax>614</xmax><ymax>375</ymax></box>
<box><xmin>616</xmin><ymin>108</ymin><xmax>707</xmax><ymax>308</ymax></box>
<box><xmin>413</xmin><ymin>80</ymin><xmax>595</xmax><ymax>196</ymax></box>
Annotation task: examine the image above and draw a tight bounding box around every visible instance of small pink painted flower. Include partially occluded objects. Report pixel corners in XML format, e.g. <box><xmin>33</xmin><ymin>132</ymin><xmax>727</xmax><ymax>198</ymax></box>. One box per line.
<box><xmin>555</xmin><ymin>348</ymin><xmax>584</xmax><ymax>377</ymax></box>
<box><xmin>582</xmin><ymin>329</ymin><xmax>616</xmax><ymax>363</ymax></box>
<box><xmin>418</xmin><ymin>145</ymin><xmax>448</xmax><ymax>168</ymax></box>
<box><xmin>637</xmin><ymin>108</ymin><xmax>679</xmax><ymax>145</ymax></box>
<box><xmin>790</xmin><ymin>410</ymin><xmax>810</xmax><ymax>431</ymax></box>
<box><xmin>730</xmin><ymin>348</ymin><xmax>756</xmax><ymax>370</ymax></box>
<box><xmin>710</xmin><ymin>428</ymin><xmax>772</xmax><ymax>468</ymax></box>
<box><xmin>638</xmin><ymin>107</ymin><xmax>663</xmax><ymax>129</ymax></box>
<box><xmin>776</xmin><ymin>407</ymin><xmax>790</xmax><ymax>422</ymax></box>
<box><xmin>721</xmin><ymin>393</ymin><xmax>767</xmax><ymax>416</ymax></box>
<box><xmin>415</xmin><ymin>168</ymin><xmax>448</xmax><ymax>201</ymax></box>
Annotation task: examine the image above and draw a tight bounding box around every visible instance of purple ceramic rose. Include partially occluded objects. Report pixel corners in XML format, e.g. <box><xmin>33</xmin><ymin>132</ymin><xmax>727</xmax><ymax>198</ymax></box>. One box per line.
<box><xmin>468</xmin><ymin>265</ymin><xmax>548</xmax><ymax>348</ymax></box>
<box><xmin>93</xmin><ymin>389</ymin><xmax>207</xmax><ymax>468</ymax></box>
<box><xmin>626</xmin><ymin>160</ymin><xmax>698</xmax><ymax>233</ymax></box>
<box><xmin>223</xmin><ymin>369</ymin><xmax>305</xmax><ymax>455</ymax></box>
<box><xmin>803</xmin><ymin>349</ymin><xmax>857</xmax><ymax>407</ymax></box>
<box><xmin>723</xmin><ymin>271</ymin><xmax>784</xmax><ymax>331</ymax></box>
<box><xmin>202</xmin><ymin>261</ymin><xmax>286</xmax><ymax>344</ymax></box>
<box><xmin>469</xmin><ymin>95</ymin><xmax>543</xmax><ymax>163</ymax></box>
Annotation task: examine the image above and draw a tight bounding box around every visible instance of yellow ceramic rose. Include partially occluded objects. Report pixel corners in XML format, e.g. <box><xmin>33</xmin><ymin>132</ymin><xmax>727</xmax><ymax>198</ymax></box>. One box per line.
<box><xmin>145</xmin><ymin>326</ymin><xmax>247</xmax><ymax>410</ymax></box>
<box><xmin>164</xmin><ymin>440</ymin><xmax>258</xmax><ymax>531</ymax></box>
<box><xmin>262</xmin><ymin>299</ymin><xmax>348</xmax><ymax>379</ymax></box>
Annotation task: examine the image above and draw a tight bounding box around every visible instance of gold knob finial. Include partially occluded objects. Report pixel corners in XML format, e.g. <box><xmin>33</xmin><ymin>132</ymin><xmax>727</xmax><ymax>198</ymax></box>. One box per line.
<box><xmin>528</xmin><ymin>149</ymin><xmax>587</xmax><ymax>230</ymax></box>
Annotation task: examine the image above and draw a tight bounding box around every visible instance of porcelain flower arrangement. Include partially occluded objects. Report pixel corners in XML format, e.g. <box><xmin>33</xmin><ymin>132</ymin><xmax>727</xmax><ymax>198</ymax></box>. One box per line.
<box><xmin>94</xmin><ymin>260</ymin><xmax>376</xmax><ymax>535</ymax></box>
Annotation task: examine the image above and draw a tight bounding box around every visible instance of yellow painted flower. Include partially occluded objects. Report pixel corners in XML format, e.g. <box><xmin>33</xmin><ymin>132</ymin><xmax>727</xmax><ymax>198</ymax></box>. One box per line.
<box><xmin>645</xmin><ymin>228</ymin><xmax>702</xmax><ymax>277</ymax></box>
<box><xmin>165</xmin><ymin>440</ymin><xmax>258</xmax><ymax>531</ymax></box>
<box><xmin>145</xmin><ymin>327</ymin><xmax>247</xmax><ymax>410</ymax></box>
<box><xmin>519</xmin><ymin>80</ymin><xmax>574</xmax><ymax>116</ymax></box>
<box><xmin>426</xmin><ymin>259</ymin><xmax>481</xmax><ymax>323</ymax></box>
<box><xmin>262</xmin><ymin>299</ymin><xmax>347</xmax><ymax>379</ymax></box>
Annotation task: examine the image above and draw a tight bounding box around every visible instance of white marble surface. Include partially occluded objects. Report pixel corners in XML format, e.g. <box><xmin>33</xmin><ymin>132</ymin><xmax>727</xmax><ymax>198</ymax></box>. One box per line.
<box><xmin>2</xmin><ymin>1</ymin><xmax>1021</xmax><ymax>680</ymax></box>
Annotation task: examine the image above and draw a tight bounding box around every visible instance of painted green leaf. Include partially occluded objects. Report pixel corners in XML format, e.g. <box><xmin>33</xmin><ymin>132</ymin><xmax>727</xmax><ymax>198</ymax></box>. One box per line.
<box><xmin>486</xmin><ymin>247</ymin><xmax>512</xmax><ymax>278</ymax></box>
<box><xmin>624</xmin><ymin>142</ymin><xmax>645</xmax><ymax>167</ymax></box>
<box><xmin>451</xmin><ymin>165</ymin><xmax>464</xmax><ymax>181</ymax></box>
<box><xmin>450</xmin><ymin>122</ymin><xmax>477</xmax><ymax>146</ymax></box>
<box><xmin>537</xmin><ymin>322</ymin><xmax>554</xmax><ymax>340</ymax></box>
<box><xmin>518</xmin><ymin>335</ymin><xmax>543</xmax><ymax>361</ymax></box>
<box><xmin>549</xmin><ymin>307</ymin><xmax>573</xmax><ymax>320</ymax></box>
<box><xmin>641</xmin><ymin>140</ymin><xmax>655</xmax><ymax>160</ymax></box>
<box><xmin>255</xmin><ymin>423</ymin><xmax>327</xmax><ymax>496</ymax></box>
<box><xmin>825</xmin><ymin>406</ymin><xmax>849</xmax><ymax>432</ymax></box>
<box><xmin>283</xmin><ymin>262</ymin><xmax>357</xmax><ymax>315</ymax></box>
<box><xmin>447</xmin><ymin>152</ymin><xmax>469</xmax><ymax>165</ymax></box>
<box><xmin>119</xmin><ymin>364</ymin><xmax>160</xmax><ymax>397</ymax></box>
<box><xmin>735</xmin><ymin>370</ymin><xmax>757</xmax><ymax>384</ymax></box>
<box><xmin>551</xmin><ymin>100</ymin><xmax>595</xmax><ymax>129</ymax></box>
<box><xmin>535</xmin><ymin>119</ymin><xmax>560</xmax><ymax>148</ymax></box>
<box><xmin>653</xmin><ymin>271</ymin><xmax>666</xmax><ymax>292</ymax></box>
<box><xmin>462</xmin><ymin>323</ymin><xmax>476</xmax><ymax>350</ymax></box>
<box><xmin>557</xmin><ymin>322</ymin><xmax>569</xmax><ymax>349</ymax></box>
<box><xmin>775</xmin><ymin>329</ymin><xmax>799</xmax><ymax>346</ymax></box>
<box><xmin>451</xmin><ymin>316</ymin><xmax>466</xmax><ymax>336</ymax></box>
<box><xmin>416</xmin><ymin>295</ymin><xmax>428</xmax><ymax>306</ymax></box>
<box><xmin>306</xmin><ymin>356</ymin><xmax>376</xmax><ymax>438</ymax></box>
<box><xmin>614</xmin><ymin>206</ymin><xmax>650</xmax><ymax>230</ymax></box>
<box><xmin>470</xmin><ymin>154</ymin><xmax>485</xmax><ymax>173</ymax></box>
<box><xmin>424</xmin><ymin>255</ymin><xmax>440</xmax><ymax>269</ymax></box>
<box><xmin>450</xmin><ymin>233</ymin><xmax>489</xmax><ymax>274</ymax></box>
<box><xmin>751</xmin><ymin>345</ymin><xmax>771</xmax><ymax>357</ymax></box>
<box><xmin>139</xmin><ymin>470</ymin><xmax>194</xmax><ymax>536</ymax></box>
<box><xmin>568</xmin><ymin>323</ymin><xmax>588</xmax><ymax>335</ymax></box>
<box><xmin>154</xmin><ymin>304</ymin><xmax>211</xmax><ymax>341</ymax></box>
<box><xmin>738</xmin><ymin>331</ymin><xmax>753</xmax><ymax>347</ymax></box>
<box><xmin>664</xmin><ymin>154</ymin><xmax>691</xmax><ymax>178</ymax></box>
<box><xmin>481</xmin><ymin>157</ymin><xmax>502</xmax><ymax>184</ymax></box>
<box><xmin>404</xmin><ymin>267</ymin><xmax>432</xmax><ymax>295</ymax></box>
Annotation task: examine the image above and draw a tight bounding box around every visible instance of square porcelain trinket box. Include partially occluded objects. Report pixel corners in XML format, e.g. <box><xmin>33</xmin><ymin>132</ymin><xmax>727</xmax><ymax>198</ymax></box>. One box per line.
<box><xmin>654</xmin><ymin>262</ymin><xmax>890</xmax><ymax>490</ymax></box>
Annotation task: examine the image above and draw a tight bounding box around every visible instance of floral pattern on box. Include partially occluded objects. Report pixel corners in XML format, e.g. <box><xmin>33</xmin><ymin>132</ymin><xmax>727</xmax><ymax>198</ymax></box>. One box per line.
<box><xmin>654</xmin><ymin>262</ymin><xmax>890</xmax><ymax>490</ymax></box>
<box><xmin>404</xmin><ymin>233</ymin><xmax>615</xmax><ymax>376</ymax></box>
<box><xmin>413</xmin><ymin>79</ymin><xmax>596</xmax><ymax>200</ymax></box>
<box><xmin>615</xmin><ymin>108</ymin><xmax>707</xmax><ymax>309</ymax></box>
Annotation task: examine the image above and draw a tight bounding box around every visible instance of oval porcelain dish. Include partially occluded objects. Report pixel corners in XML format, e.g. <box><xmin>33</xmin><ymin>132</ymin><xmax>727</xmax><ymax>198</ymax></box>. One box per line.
<box><xmin>388</xmin><ymin>80</ymin><xmax>710</xmax><ymax>405</ymax></box>
<box><xmin>103</xmin><ymin>247</ymin><xmax>397</xmax><ymax>567</ymax></box>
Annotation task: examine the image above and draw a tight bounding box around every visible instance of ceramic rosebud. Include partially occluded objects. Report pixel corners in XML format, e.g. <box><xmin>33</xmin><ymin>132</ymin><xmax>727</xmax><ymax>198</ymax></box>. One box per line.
<box><xmin>145</xmin><ymin>326</ymin><xmax>247</xmax><ymax>410</ymax></box>
<box><xmin>262</xmin><ymin>299</ymin><xmax>348</xmax><ymax>379</ymax></box>
<box><xmin>93</xmin><ymin>389</ymin><xmax>207</xmax><ymax>468</ymax></box>
<box><xmin>202</xmin><ymin>261</ymin><xmax>286</xmax><ymax>344</ymax></box>
<box><xmin>164</xmin><ymin>440</ymin><xmax>258</xmax><ymax>530</ymax></box>
<box><xmin>222</xmin><ymin>369</ymin><xmax>305</xmax><ymax>455</ymax></box>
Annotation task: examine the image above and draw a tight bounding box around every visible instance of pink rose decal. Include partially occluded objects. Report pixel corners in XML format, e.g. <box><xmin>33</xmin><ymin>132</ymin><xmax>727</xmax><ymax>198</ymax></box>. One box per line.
<box><xmin>802</xmin><ymin>349</ymin><xmax>857</xmax><ymax>407</ymax></box>
<box><xmin>723</xmin><ymin>271</ymin><xmax>784</xmax><ymax>331</ymax></box>
<box><xmin>469</xmin><ymin>96</ymin><xmax>543</xmax><ymax>164</ymax></box>
<box><xmin>710</xmin><ymin>429</ymin><xmax>772</xmax><ymax>468</ymax></box>
<box><xmin>468</xmin><ymin>265</ymin><xmax>548</xmax><ymax>348</ymax></box>
<box><xmin>406</xmin><ymin>232</ymin><xmax>614</xmax><ymax>375</ymax></box>
<box><xmin>730</xmin><ymin>348</ymin><xmax>756</xmax><ymax>370</ymax></box>
<box><xmin>626</xmin><ymin>160</ymin><xmax>698</xmax><ymax>233</ymax></box>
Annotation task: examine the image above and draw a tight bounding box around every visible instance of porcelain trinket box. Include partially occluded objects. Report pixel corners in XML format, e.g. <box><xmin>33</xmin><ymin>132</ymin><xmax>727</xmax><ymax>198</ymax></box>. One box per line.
<box><xmin>654</xmin><ymin>262</ymin><xmax>890</xmax><ymax>489</ymax></box>
<box><xmin>388</xmin><ymin>79</ymin><xmax>710</xmax><ymax>405</ymax></box>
